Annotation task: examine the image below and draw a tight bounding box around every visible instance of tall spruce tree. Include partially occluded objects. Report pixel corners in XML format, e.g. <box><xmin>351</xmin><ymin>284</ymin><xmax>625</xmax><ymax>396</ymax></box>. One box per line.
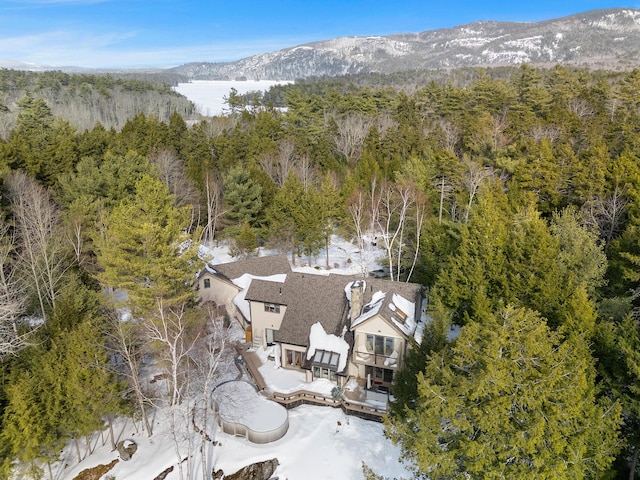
<box><xmin>388</xmin><ymin>306</ymin><xmax>621</xmax><ymax>479</ymax></box>
<box><xmin>96</xmin><ymin>174</ymin><xmax>198</xmax><ymax>313</ymax></box>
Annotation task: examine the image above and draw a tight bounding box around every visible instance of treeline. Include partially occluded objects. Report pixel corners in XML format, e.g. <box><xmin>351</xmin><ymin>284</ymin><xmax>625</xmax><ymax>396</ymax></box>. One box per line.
<box><xmin>0</xmin><ymin>64</ymin><xmax>640</xmax><ymax>478</ymax></box>
<box><xmin>0</xmin><ymin>69</ymin><xmax>195</xmax><ymax>135</ymax></box>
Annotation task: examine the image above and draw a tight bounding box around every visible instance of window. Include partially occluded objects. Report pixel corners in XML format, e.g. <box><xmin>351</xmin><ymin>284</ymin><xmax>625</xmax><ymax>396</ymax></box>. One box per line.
<box><xmin>311</xmin><ymin>349</ymin><xmax>340</xmax><ymax>381</ymax></box>
<box><xmin>264</xmin><ymin>303</ymin><xmax>280</xmax><ymax>313</ymax></box>
<box><xmin>313</xmin><ymin>366</ymin><xmax>337</xmax><ymax>381</ymax></box>
<box><xmin>265</xmin><ymin>328</ymin><xmax>275</xmax><ymax>346</ymax></box>
<box><xmin>313</xmin><ymin>349</ymin><xmax>340</xmax><ymax>369</ymax></box>
<box><xmin>366</xmin><ymin>334</ymin><xmax>396</xmax><ymax>356</ymax></box>
<box><xmin>366</xmin><ymin>365</ymin><xmax>394</xmax><ymax>385</ymax></box>
<box><xmin>285</xmin><ymin>349</ymin><xmax>303</xmax><ymax>367</ymax></box>
<box><xmin>203</xmin><ymin>278</ymin><xmax>211</xmax><ymax>289</ymax></box>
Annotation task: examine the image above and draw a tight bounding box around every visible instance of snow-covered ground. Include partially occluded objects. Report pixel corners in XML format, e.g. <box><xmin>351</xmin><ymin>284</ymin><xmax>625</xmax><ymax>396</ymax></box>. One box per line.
<box><xmin>50</xmin><ymin>237</ymin><xmax>413</xmax><ymax>480</ymax></box>
<box><xmin>173</xmin><ymin>80</ymin><xmax>292</xmax><ymax>117</ymax></box>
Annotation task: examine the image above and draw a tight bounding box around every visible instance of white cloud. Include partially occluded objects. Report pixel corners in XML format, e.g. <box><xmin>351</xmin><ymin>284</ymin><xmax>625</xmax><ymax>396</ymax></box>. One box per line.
<box><xmin>0</xmin><ymin>28</ymin><xmax>297</xmax><ymax>68</ymax></box>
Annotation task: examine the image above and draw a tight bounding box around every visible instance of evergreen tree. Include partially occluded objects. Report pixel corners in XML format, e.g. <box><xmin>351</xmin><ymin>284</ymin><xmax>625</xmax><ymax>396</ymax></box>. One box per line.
<box><xmin>223</xmin><ymin>165</ymin><xmax>263</xmax><ymax>232</ymax></box>
<box><xmin>388</xmin><ymin>306</ymin><xmax>622</xmax><ymax>479</ymax></box>
<box><xmin>96</xmin><ymin>174</ymin><xmax>198</xmax><ymax>313</ymax></box>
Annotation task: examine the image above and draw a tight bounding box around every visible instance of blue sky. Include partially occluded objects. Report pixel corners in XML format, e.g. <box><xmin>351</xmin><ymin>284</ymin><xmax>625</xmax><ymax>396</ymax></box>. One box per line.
<box><xmin>0</xmin><ymin>0</ymin><xmax>638</xmax><ymax>68</ymax></box>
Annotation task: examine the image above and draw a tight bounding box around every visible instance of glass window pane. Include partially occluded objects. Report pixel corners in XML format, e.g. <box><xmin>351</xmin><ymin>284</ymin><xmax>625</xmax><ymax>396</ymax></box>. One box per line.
<box><xmin>321</xmin><ymin>350</ymin><xmax>331</xmax><ymax>364</ymax></box>
<box><xmin>266</xmin><ymin>329</ymin><xmax>274</xmax><ymax>345</ymax></box>
<box><xmin>330</xmin><ymin>353</ymin><xmax>339</xmax><ymax>367</ymax></box>
<box><xmin>314</xmin><ymin>351</ymin><xmax>323</xmax><ymax>363</ymax></box>
<box><xmin>385</xmin><ymin>337</ymin><xmax>394</xmax><ymax>356</ymax></box>
<box><xmin>375</xmin><ymin>336</ymin><xmax>384</xmax><ymax>354</ymax></box>
<box><xmin>366</xmin><ymin>334</ymin><xmax>374</xmax><ymax>351</ymax></box>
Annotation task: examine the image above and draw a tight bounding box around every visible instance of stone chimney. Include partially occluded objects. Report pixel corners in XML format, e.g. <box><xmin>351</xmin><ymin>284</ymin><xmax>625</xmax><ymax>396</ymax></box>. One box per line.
<box><xmin>350</xmin><ymin>281</ymin><xmax>364</xmax><ymax>324</ymax></box>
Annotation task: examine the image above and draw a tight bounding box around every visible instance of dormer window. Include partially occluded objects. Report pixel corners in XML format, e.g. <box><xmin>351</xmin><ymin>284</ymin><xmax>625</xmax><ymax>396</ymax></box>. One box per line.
<box><xmin>313</xmin><ymin>349</ymin><xmax>340</xmax><ymax>369</ymax></box>
<box><xmin>264</xmin><ymin>303</ymin><xmax>280</xmax><ymax>313</ymax></box>
<box><xmin>312</xmin><ymin>349</ymin><xmax>340</xmax><ymax>381</ymax></box>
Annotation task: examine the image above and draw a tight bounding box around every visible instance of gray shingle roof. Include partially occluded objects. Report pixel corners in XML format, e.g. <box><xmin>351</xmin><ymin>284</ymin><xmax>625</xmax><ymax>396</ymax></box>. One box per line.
<box><xmin>247</xmin><ymin>272</ymin><xmax>424</xmax><ymax>348</ymax></box>
<box><xmin>212</xmin><ymin>254</ymin><xmax>291</xmax><ymax>280</ymax></box>
<box><xmin>273</xmin><ymin>273</ymin><xmax>352</xmax><ymax>347</ymax></box>
<box><xmin>210</xmin><ymin>254</ymin><xmax>424</xmax><ymax>348</ymax></box>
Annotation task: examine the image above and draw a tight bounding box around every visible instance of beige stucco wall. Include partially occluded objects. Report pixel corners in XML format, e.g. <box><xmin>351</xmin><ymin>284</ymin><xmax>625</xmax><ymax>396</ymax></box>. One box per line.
<box><xmin>198</xmin><ymin>274</ymin><xmax>241</xmax><ymax>306</ymax></box>
<box><xmin>250</xmin><ymin>301</ymin><xmax>287</xmax><ymax>349</ymax></box>
<box><xmin>350</xmin><ymin>314</ymin><xmax>407</xmax><ymax>376</ymax></box>
<box><xmin>354</xmin><ymin>314</ymin><xmax>405</xmax><ymax>339</ymax></box>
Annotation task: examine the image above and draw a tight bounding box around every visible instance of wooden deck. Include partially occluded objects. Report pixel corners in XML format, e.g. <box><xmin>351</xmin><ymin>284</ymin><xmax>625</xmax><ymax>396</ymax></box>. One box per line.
<box><xmin>235</xmin><ymin>343</ymin><xmax>386</xmax><ymax>421</ymax></box>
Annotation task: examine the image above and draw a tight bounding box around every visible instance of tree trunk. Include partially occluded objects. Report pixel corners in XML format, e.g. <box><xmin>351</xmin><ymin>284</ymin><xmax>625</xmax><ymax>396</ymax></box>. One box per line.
<box><xmin>109</xmin><ymin>415</ymin><xmax>116</xmax><ymax>451</ymax></box>
<box><xmin>629</xmin><ymin>445</ymin><xmax>639</xmax><ymax>480</ymax></box>
<box><xmin>325</xmin><ymin>236</ymin><xmax>330</xmax><ymax>270</ymax></box>
<box><xmin>74</xmin><ymin>436</ymin><xmax>82</xmax><ymax>463</ymax></box>
<box><xmin>439</xmin><ymin>176</ymin><xmax>445</xmax><ymax>224</ymax></box>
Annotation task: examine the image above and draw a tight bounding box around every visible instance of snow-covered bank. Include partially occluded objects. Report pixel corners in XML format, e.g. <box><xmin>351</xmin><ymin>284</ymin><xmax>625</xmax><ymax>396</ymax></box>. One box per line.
<box><xmin>173</xmin><ymin>80</ymin><xmax>292</xmax><ymax>116</ymax></box>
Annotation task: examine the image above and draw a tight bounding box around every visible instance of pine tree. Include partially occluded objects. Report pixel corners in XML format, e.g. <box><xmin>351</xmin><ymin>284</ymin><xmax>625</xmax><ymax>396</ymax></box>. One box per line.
<box><xmin>223</xmin><ymin>165</ymin><xmax>263</xmax><ymax>232</ymax></box>
<box><xmin>388</xmin><ymin>306</ymin><xmax>622</xmax><ymax>479</ymax></box>
<box><xmin>96</xmin><ymin>174</ymin><xmax>198</xmax><ymax>313</ymax></box>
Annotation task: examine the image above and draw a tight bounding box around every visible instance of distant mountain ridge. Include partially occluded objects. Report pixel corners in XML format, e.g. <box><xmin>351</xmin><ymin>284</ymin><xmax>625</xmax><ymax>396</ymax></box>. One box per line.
<box><xmin>169</xmin><ymin>8</ymin><xmax>640</xmax><ymax>80</ymax></box>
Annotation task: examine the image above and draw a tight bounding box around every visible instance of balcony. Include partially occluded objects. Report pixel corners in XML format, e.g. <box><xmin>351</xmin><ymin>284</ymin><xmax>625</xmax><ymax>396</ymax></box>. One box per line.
<box><xmin>353</xmin><ymin>347</ymin><xmax>399</xmax><ymax>369</ymax></box>
<box><xmin>353</xmin><ymin>334</ymin><xmax>403</xmax><ymax>369</ymax></box>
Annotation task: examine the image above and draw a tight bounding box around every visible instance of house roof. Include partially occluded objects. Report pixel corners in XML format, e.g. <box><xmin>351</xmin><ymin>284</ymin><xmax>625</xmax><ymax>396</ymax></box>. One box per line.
<box><xmin>212</xmin><ymin>254</ymin><xmax>291</xmax><ymax>281</ymax></box>
<box><xmin>273</xmin><ymin>272</ymin><xmax>352</xmax><ymax>348</ymax></box>
<box><xmin>350</xmin><ymin>278</ymin><xmax>424</xmax><ymax>338</ymax></box>
<box><xmin>206</xmin><ymin>253</ymin><xmax>424</xmax><ymax>346</ymax></box>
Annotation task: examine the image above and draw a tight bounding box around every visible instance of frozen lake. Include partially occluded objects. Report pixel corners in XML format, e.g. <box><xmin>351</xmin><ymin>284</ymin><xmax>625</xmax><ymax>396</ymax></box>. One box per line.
<box><xmin>173</xmin><ymin>79</ymin><xmax>292</xmax><ymax>116</ymax></box>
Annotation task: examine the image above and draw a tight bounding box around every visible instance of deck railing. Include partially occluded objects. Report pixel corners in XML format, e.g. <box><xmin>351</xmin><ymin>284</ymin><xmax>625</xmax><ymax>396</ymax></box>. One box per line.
<box><xmin>236</xmin><ymin>342</ymin><xmax>387</xmax><ymax>421</ymax></box>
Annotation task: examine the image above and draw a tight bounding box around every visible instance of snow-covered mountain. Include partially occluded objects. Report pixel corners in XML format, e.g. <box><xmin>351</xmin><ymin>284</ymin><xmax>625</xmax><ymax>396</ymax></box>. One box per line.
<box><xmin>170</xmin><ymin>8</ymin><xmax>640</xmax><ymax>80</ymax></box>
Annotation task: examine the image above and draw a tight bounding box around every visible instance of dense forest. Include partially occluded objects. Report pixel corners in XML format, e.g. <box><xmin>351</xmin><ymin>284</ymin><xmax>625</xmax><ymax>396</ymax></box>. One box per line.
<box><xmin>0</xmin><ymin>69</ymin><xmax>195</xmax><ymax>135</ymax></box>
<box><xmin>1</xmin><ymin>64</ymin><xmax>640</xmax><ymax>479</ymax></box>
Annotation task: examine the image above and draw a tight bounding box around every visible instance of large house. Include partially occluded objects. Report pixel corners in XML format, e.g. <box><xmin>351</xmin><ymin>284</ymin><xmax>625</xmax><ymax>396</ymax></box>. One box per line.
<box><xmin>198</xmin><ymin>255</ymin><xmax>425</xmax><ymax>392</ymax></box>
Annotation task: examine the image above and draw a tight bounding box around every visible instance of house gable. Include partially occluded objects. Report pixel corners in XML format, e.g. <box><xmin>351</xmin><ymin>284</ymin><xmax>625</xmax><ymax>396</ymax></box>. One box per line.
<box><xmin>197</xmin><ymin>269</ymin><xmax>242</xmax><ymax>306</ymax></box>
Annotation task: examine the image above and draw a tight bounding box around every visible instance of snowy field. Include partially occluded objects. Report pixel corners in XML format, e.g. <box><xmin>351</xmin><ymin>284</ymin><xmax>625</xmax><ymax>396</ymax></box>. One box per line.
<box><xmin>48</xmin><ymin>237</ymin><xmax>414</xmax><ymax>480</ymax></box>
<box><xmin>173</xmin><ymin>80</ymin><xmax>292</xmax><ymax>116</ymax></box>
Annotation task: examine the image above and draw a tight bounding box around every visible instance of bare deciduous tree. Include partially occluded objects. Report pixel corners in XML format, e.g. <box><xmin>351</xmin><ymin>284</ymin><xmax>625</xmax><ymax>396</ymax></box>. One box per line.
<box><xmin>376</xmin><ymin>182</ymin><xmax>414</xmax><ymax>282</ymax></box>
<box><xmin>333</xmin><ymin>113</ymin><xmax>374</xmax><ymax>162</ymax></box>
<box><xmin>0</xmin><ymin>219</ymin><xmax>30</xmax><ymax>358</ymax></box>
<box><xmin>347</xmin><ymin>189</ymin><xmax>370</xmax><ymax>277</ymax></box>
<box><xmin>150</xmin><ymin>148</ymin><xmax>202</xmax><ymax>232</ymax></box>
<box><xmin>460</xmin><ymin>157</ymin><xmax>494</xmax><ymax>223</ymax></box>
<box><xmin>295</xmin><ymin>153</ymin><xmax>316</xmax><ymax>191</ymax></box>
<box><xmin>276</xmin><ymin>138</ymin><xmax>296</xmax><ymax>187</ymax></box>
<box><xmin>530</xmin><ymin>124</ymin><xmax>562</xmax><ymax>143</ymax></box>
<box><xmin>191</xmin><ymin>304</ymin><xmax>228</xmax><ymax>480</ymax></box>
<box><xmin>581</xmin><ymin>185</ymin><xmax>629</xmax><ymax>243</ymax></box>
<box><xmin>105</xmin><ymin>310</ymin><xmax>153</xmax><ymax>437</ymax></box>
<box><xmin>7</xmin><ymin>171</ymin><xmax>71</xmax><ymax>320</ymax></box>
<box><xmin>438</xmin><ymin>119</ymin><xmax>461</xmax><ymax>156</ymax></box>
<box><xmin>146</xmin><ymin>300</ymin><xmax>201</xmax><ymax>407</ymax></box>
<box><xmin>201</xmin><ymin>170</ymin><xmax>225</xmax><ymax>248</ymax></box>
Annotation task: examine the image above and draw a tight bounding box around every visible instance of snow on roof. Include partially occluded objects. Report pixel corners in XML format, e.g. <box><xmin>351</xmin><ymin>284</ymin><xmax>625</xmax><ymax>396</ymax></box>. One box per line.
<box><xmin>351</xmin><ymin>291</ymin><xmax>386</xmax><ymax>328</ymax></box>
<box><xmin>388</xmin><ymin>293</ymin><xmax>416</xmax><ymax>336</ymax></box>
<box><xmin>231</xmin><ymin>273</ymin><xmax>287</xmax><ymax>321</ymax></box>
<box><xmin>306</xmin><ymin>322</ymin><xmax>350</xmax><ymax>373</ymax></box>
<box><xmin>344</xmin><ymin>280</ymin><xmax>366</xmax><ymax>301</ymax></box>
<box><xmin>205</xmin><ymin>264</ymin><xmax>217</xmax><ymax>275</ymax></box>
<box><xmin>414</xmin><ymin>302</ymin><xmax>428</xmax><ymax>344</ymax></box>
